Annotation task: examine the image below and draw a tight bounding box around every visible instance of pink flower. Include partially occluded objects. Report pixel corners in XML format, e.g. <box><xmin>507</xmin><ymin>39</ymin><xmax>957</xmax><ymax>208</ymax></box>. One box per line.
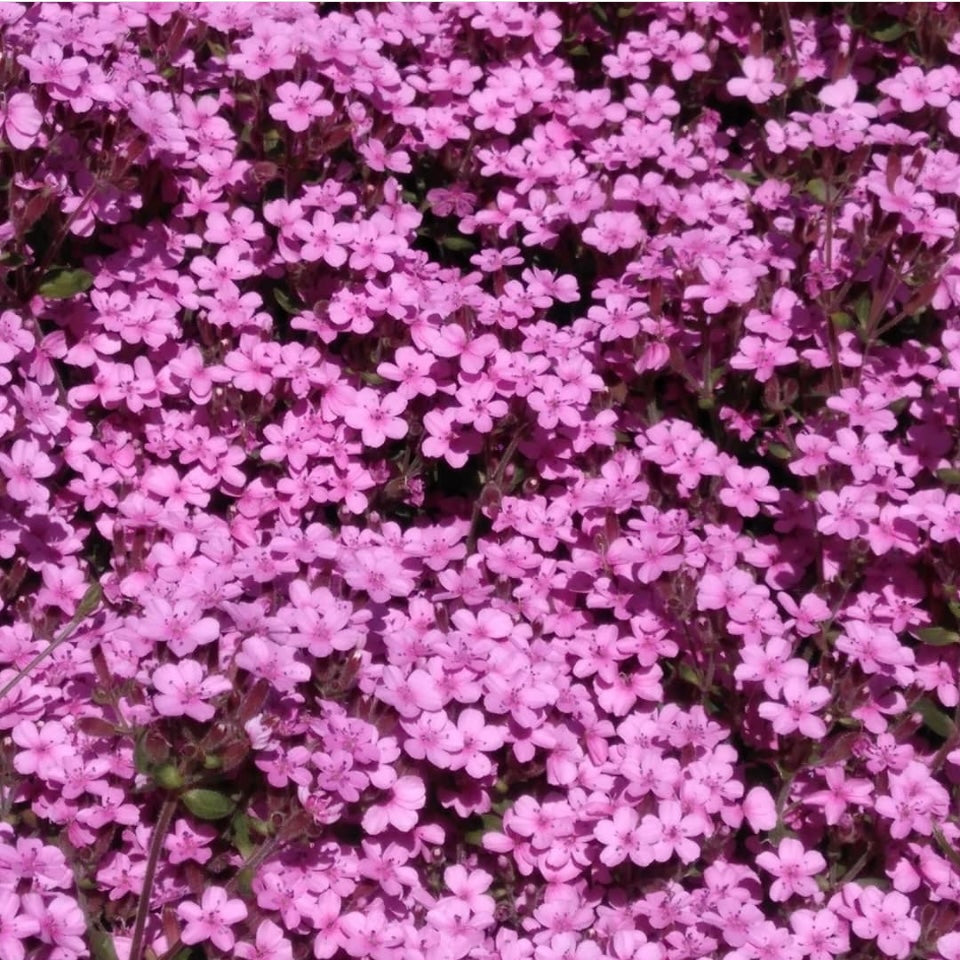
<box><xmin>742</xmin><ymin>786</ymin><xmax>778</xmax><ymax>832</ymax></box>
<box><xmin>805</xmin><ymin>768</ymin><xmax>874</xmax><ymax>826</ymax></box>
<box><xmin>816</xmin><ymin>487</ymin><xmax>879</xmax><ymax>540</ymax></box>
<box><xmin>730</xmin><ymin>336</ymin><xmax>798</xmax><ymax>382</ymax></box>
<box><xmin>594</xmin><ymin>807</ymin><xmax>662</xmax><ymax>867</ymax></box>
<box><xmin>293</xmin><ymin>211</ymin><xmax>353</xmax><ymax>267</ymax></box>
<box><xmin>0</xmin><ymin>92</ymin><xmax>42</xmax><ymax>149</ymax></box>
<box><xmin>268</xmin><ymin>81</ymin><xmax>333</xmax><ymax>132</ymax></box>
<box><xmin>582</xmin><ymin>211</ymin><xmax>646</xmax><ymax>252</ymax></box>
<box><xmin>0</xmin><ymin>891</ymin><xmax>40</xmax><ymax>960</ymax></box>
<box><xmin>0</xmin><ymin>438</ymin><xmax>55</xmax><ymax>503</ymax></box>
<box><xmin>178</xmin><ymin>886</ymin><xmax>248</xmax><ymax>952</ymax></box>
<box><xmin>444</xmin><ymin>865</ymin><xmax>495</xmax><ymax>916</ymax></box>
<box><xmin>648</xmin><ymin>800</ymin><xmax>704</xmax><ymax>864</ymax></box>
<box><xmin>362</xmin><ymin>775</ymin><xmax>426</xmax><ymax>834</ymax></box>
<box><xmin>344</xmin><ymin>389</ymin><xmax>408</xmax><ymax>448</ymax></box>
<box><xmin>164</xmin><ymin>818</ymin><xmax>216</xmax><ymax>865</ymax></box>
<box><xmin>758</xmin><ymin>677</ymin><xmax>831</xmax><ymax>739</ymax></box>
<box><xmin>685</xmin><ymin>258</ymin><xmax>757</xmax><ymax>314</ymax></box>
<box><xmin>939</xmin><ymin>933</ymin><xmax>960</xmax><ymax>960</ymax></box>
<box><xmin>878</xmin><ymin>66</ymin><xmax>950</xmax><ymax>112</ymax></box>
<box><xmin>789</xmin><ymin>909</ymin><xmax>848</xmax><ymax>960</ymax></box>
<box><xmin>851</xmin><ymin>889</ymin><xmax>920</xmax><ymax>959</ymax></box>
<box><xmin>12</xmin><ymin>720</ymin><xmax>72</xmax><ymax>781</ymax></box>
<box><xmin>152</xmin><ymin>660</ymin><xmax>232</xmax><ymax>722</ymax></box>
<box><xmin>236</xmin><ymin>919</ymin><xmax>293</xmax><ymax>960</ymax></box>
<box><xmin>720</xmin><ymin>464</ymin><xmax>779</xmax><ymax>517</ymax></box>
<box><xmin>21</xmin><ymin>893</ymin><xmax>86</xmax><ymax>956</ymax></box>
<box><xmin>727</xmin><ymin>56</ymin><xmax>785</xmax><ymax>103</ymax></box>
<box><xmin>447</xmin><ymin>708</ymin><xmax>506</xmax><ymax>778</ymax></box>
<box><xmin>755</xmin><ymin>837</ymin><xmax>827</xmax><ymax>902</ymax></box>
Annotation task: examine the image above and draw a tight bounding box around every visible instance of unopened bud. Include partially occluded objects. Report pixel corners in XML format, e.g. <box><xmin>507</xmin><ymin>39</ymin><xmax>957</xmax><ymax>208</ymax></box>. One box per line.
<box><xmin>154</xmin><ymin>764</ymin><xmax>184</xmax><ymax>791</ymax></box>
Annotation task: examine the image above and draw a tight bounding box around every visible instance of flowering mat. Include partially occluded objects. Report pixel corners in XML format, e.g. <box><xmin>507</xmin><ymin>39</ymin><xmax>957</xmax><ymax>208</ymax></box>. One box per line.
<box><xmin>2</xmin><ymin>3</ymin><xmax>960</xmax><ymax>960</ymax></box>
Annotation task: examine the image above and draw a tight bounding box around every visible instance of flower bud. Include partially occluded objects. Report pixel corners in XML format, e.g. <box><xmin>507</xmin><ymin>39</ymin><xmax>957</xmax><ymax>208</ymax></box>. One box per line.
<box><xmin>153</xmin><ymin>764</ymin><xmax>184</xmax><ymax>791</ymax></box>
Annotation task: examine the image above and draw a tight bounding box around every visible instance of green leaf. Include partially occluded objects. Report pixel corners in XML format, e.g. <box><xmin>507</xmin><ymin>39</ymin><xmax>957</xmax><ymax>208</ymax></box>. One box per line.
<box><xmin>465</xmin><ymin>813</ymin><xmax>502</xmax><ymax>845</ymax></box>
<box><xmin>767</xmin><ymin>443</ymin><xmax>792</xmax><ymax>460</ymax></box>
<box><xmin>677</xmin><ymin>662</ymin><xmax>701</xmax><ymax>688</ymax></box>
<box><xmin>917</xmin><ymin>627</ymin><xmax>960</xmax><ymax>646</ymax></box>
<box><xmin>153</xmin><ymin>764</ymin><xmax>184</xmax><ymax>791</ymax></box>
<box><xmin>273</xmin><ymin>288</ymin><xmax>299</xmax><ymax>314</ymax></box>
<box><xmin>830</xmin><ymin>311</ymin><xmax>852</xmax><ymax>331</ymax></box>
<box><xmin>937</xmin><ymin>468</ymin><xmax>960</xmax><ymax>486</ymax></box>
<box><xmin>38</xmin><ymin>268</ymin><xmax>93</xmax><ymax>299</ymax></box>
<box><xmin>870</xmin><ymin>22</ymin><xmax>909</xmax><ymax>42</ymax></box>
<box><xmin>181</xmin><ymin>789</ymin><xmax>236</xmax><ymax>820</ymax></box>
<box><xmin>934</xmin><ymin>825</ymin><xmax>960</xmax><ymax>871</ymax></box>
<box><xmin>262</xmin><ymin>128</ymin><xmax>282</xmax><ymax>152</ymax></box>
<box><xmin>915</xmin><ymin>697</ymin><xmax>956</xmax><ymax>739</ymax></box>
<box><xmin>440</xmin><ymin>236</ymin><xmax>475</xmax><ymax>252</ymax></box>
<box><xmin>249</xmin><ymin>816</ymin><xmax>274</xmax><ymax>837</ymax></box>
<box><xmin>133</xmin><ymin>730</ymin><xmax>154</xmax><ymax>776</ymax></box>
<box><xmin>88</xmin><ymin>924</ymin><xmax>120</xmax><ymax>960</ymax></box>
<box><xmin>235</xmin><ymin>866</ymin><xmax>255</xmax><ymax>899</ymax></box>
<box><xmin>231</xmin><ymin>812</ymin><xmax>255</xmax><ymax>859</ymax></box>
<box><xmin>725</xmin><ymin>168</ymin><xmax>761</xmax><ymax>185</ymax></box>
<box><xmin>806</xmin><ymin>179</ymin><xmax>828</xmax><ymax>204</ymax></box>
<box><xmin>77</xmin><ymin>581</ymin><xmax>102</xmax><ymax>618</ymax></box>
<box><xmin>854</xmin><ymin>295</ymin><xmax>871</xmax><ymax>328</ymax></box>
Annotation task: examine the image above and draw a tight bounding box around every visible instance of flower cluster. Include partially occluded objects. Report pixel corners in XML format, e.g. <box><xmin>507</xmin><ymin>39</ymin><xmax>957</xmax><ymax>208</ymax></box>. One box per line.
<box><xmin>1</xmin><ymin>3</ymin><xmax>960</xmax><ymax>960</ymax></box>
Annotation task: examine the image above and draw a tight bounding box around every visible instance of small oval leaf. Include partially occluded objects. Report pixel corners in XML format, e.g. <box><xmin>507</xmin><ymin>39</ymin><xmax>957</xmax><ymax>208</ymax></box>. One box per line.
<box><xmin>917</xmin><ymin>627</ymin><xmax>960</xmax><ymax>646</ymax></box>
<box><xmin>915</xmin><ymin>697</ymin><xmax>956</xmax><ymax>739</ymax></box>
<box><xmin>38</xmin><ymin>268</ymin><xmax>93</xmax><ymax>299</ymax></box>
<box><xmin>182</xmin><ymin>788</ymin><xmax>235</xmax><ymax>820</ymax></box>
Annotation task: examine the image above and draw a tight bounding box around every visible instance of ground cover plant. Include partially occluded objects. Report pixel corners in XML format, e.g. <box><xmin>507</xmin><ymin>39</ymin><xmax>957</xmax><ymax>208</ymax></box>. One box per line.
<box><xmin>2</xmin><ymin>2</ymin><xmax>960</xmax><ymax>959</ymax></box>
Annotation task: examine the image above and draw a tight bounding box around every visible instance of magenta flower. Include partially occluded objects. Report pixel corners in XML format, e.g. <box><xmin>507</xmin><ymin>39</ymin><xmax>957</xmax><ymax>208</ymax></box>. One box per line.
<box><xmin>344</xmin><ymin>389</ymin><xmax>408</xmax><ymax>448</ymax></box>
<box><xmin>268</xmin><ymin>81</ymin><xmax>333</xmax><ymax>132</ymax></box>
<box><xmin>0</xmin><ymin>438</ymin><xmax>55</xmax><ymax>503</ymax></box>
<box><xmin>727</xmin><ymin>56</ymin><xmax>785</xmax><ymax>103</ymax></box>
<box><xmin>742</xmin><ymin>786</ymin><xmax>778</xmax><ymax>832</ymax></box>
<box><xmin>236</xmin><ymin>919</ymin><xmax>293</xmax><ymax>960</ymax></box>
<box><xmin>685</xmin><ymin>258</ymin><xmax>757</xmax><ymax>314</ymax></box>
<box><xmin>152</xmin><ymin>660</ymin><xmax>232</xmax><ymax>722</ymax></box>
<box><xmin>0</xmin><ymin>92</ymin><xmax>42</xmax><ymax>149</ymax></box>
<box><xmin>362</xmin><ymin>775</ymin><xmax>426</xmax><ymax>834</ymax></box>
<box><xmin>851</xmin><ymin>888</ymin><xmax>920</xmax><ymax>959</ymax></box>
<box><xmin>0</xmin><ymin>892</ymin><xmax>40</xmax><ymax>960</ymax></box>
<box><xmin>806</xmin><ymin>767</ymin><xmax>874</xmax><ymax>826</ymax></box>
<box><xmin>755</xmin><ymin>838</ymin><xmax>827</xmax><ymax>902</ymax></box>
<box><xmin>21</xmin><ymin>893</ymin><xmax>86</xmax><ymax>956</ymax></box>
<box><xmin>12</xmin><ymin>720</ymin><xmax>72</xmax><ymax>781</ymax></box>
<box><xmin>730</xmin><ymin>336</ymin><xmax>798</xmax><ymax>382</ymax></box>
<box><xmin>720</xmin><ymin>464</ymin><xmax>779</xmax><ymax>517</ymax></box>
<box><xmin>758</xmin><ymin>677</ymin><xmax>831</xmax><ymax>739</ymax></box>
<box><xmin>177</xmin><ymin>886</ymin><xmax>248</xmax><ymax>952</ymax></box>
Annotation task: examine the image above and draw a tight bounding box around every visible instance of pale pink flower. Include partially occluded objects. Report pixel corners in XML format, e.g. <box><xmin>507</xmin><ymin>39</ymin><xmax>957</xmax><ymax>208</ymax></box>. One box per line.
<box><xmin>178</xmin><ymin>886</ymin><xmax>248</xmax><ymax>952</ymax></box>
<box><xmin>727</xmin><ymin>56</ymin><xmax>785</xmax><ymax>104</ymax></box>
<box><xmin>755</xmin><ymin>837</ymin><xmax>827</xmax><ymax>902</ymax></box>
<box><xmin>152</xmin><ymin>660</ymin><xmax>232</xmax><ymax>722</ymax></box>
<box><xmin>0</xmin><ymin>92</ymin><xmax>42</xmax><ymax>149</ymax></box>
